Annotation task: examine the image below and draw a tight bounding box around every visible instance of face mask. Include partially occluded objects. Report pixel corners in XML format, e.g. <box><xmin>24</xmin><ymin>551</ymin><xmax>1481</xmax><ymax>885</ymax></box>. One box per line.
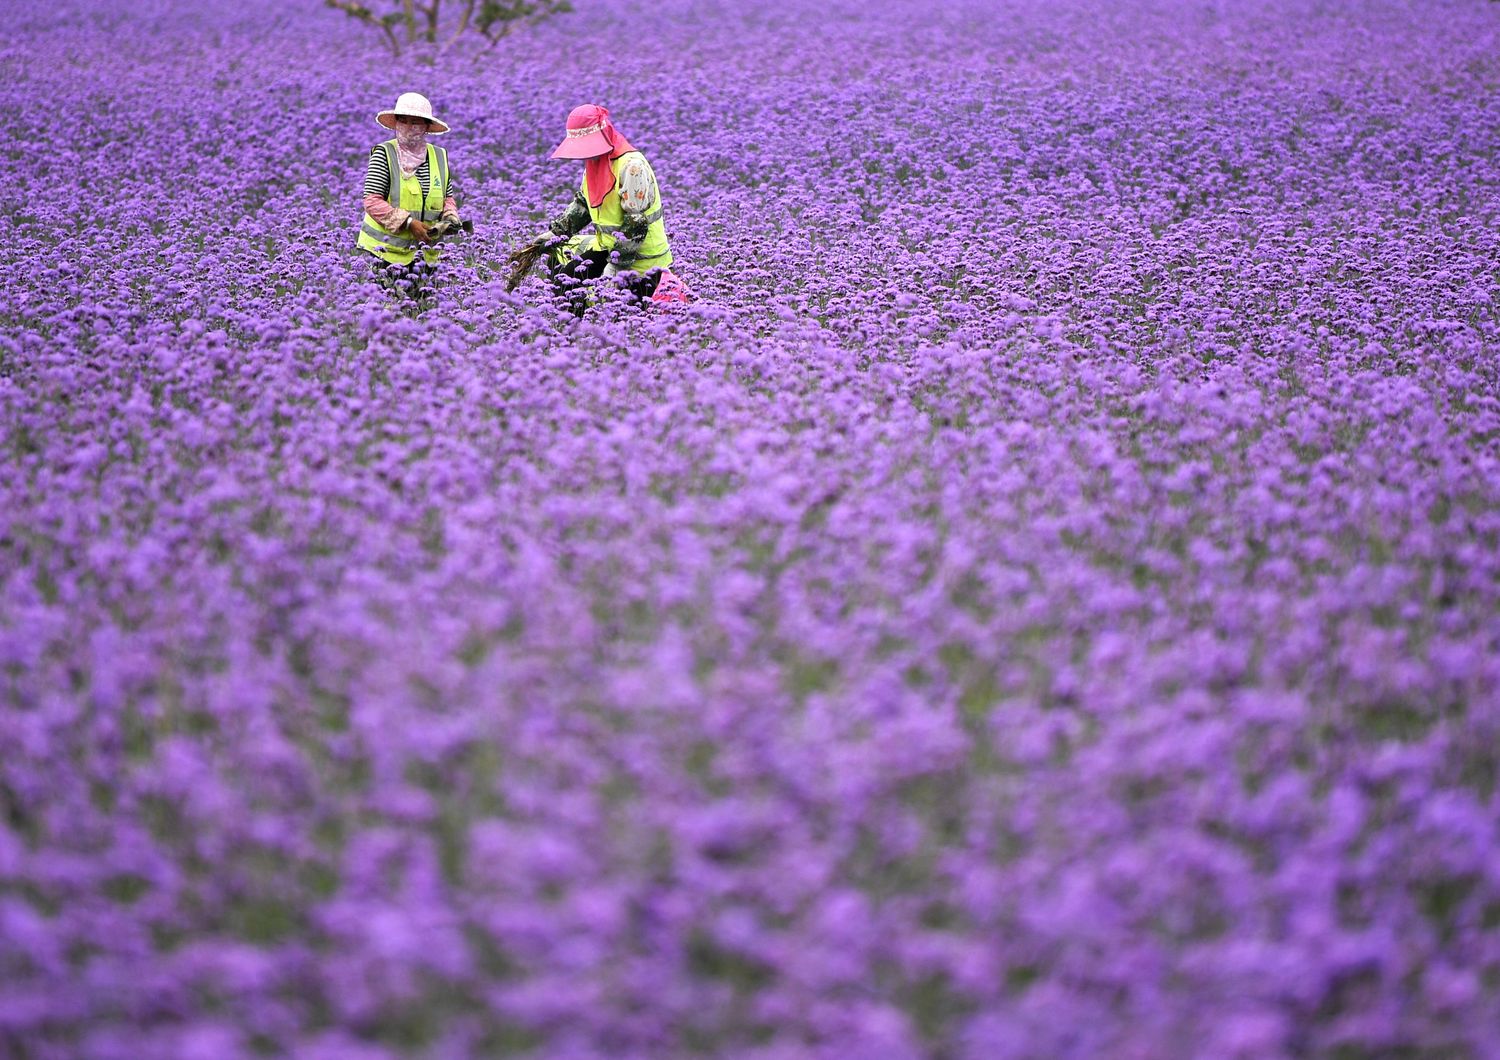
<box><xmin>395</xmin><ymin>123</ymin><xmax>428</xmax><ymax>150</ymax></box>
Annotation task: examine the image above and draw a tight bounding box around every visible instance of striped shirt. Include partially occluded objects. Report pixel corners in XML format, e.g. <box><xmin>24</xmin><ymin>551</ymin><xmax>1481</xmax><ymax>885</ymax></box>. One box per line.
<box><xmin>364</xmin><ymin>146</ymin><xmax>462</xmax><ymax>203</ymax></box>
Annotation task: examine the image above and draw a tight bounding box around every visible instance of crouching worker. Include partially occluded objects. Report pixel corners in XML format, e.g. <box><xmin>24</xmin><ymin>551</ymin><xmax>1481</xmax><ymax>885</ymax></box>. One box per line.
<box><xmin>357</xmin><ymin>92</ymin><xmax>462</xmax><ymax>309</ymax></box>
<box><xmin>540</xmin><ymin>104</ymin><xmax>672</xmax><ymax>312</ymax></box>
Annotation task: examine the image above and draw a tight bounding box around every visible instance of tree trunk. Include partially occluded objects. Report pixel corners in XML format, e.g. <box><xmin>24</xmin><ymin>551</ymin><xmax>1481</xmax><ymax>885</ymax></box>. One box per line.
<box><xmin>442</xmin><ymin>0</ymin><xmax>475</xmax><ymax>54</ymax></box>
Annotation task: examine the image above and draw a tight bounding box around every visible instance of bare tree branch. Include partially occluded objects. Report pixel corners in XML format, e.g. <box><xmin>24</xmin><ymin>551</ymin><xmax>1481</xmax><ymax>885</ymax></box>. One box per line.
<box><xmin>441</xmin><ymin>0</ymin><xmax>476</xmax><ymax>55</ymax></box>
<box><xmin>327</xmin><ymin>0</ymin><xmax>572</xmax><ymax>59</ymax></box>
<box><xmin>324</xmin><ymin>0</ymin><xmax>402</xmax><ymax>54</ymax></box>
<box><xmin>413</xmin><ymin>0</ymin><xmax>441</xmax><ymax>42</ymax></box>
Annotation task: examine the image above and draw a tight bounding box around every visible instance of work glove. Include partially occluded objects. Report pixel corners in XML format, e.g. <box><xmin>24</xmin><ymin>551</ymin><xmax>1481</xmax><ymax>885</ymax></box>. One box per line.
<box><xmin>429</xmin><ymin>218</ymin><xmax>474</xmax><ymax>240</ymax></box>
<box><xmin>406</xmin><ymin>218</ymin><xmax>432</xmax><ymax>243</ymax></box>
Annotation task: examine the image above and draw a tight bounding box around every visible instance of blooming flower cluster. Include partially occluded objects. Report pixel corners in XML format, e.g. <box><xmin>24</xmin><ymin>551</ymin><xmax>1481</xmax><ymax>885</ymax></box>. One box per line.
<box><xmin>3</xmin><ymin>0</ymin><xmax>1500</xmax><ymax>1056</ymax></box>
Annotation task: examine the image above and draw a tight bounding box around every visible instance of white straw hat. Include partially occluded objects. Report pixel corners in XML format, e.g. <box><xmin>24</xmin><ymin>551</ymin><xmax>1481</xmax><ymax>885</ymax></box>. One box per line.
<box><xmin>376</xmin><ymin>92</ymin><xmax>451</xmax><ymax>134</ymax></box>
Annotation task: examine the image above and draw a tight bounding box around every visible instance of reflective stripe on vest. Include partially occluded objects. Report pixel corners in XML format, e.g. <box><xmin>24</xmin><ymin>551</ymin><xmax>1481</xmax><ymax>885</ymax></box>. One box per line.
<box><xmin>360</xmin><ymin>222</ymin><xmax>412</xmax><ymax>247</ymax></box>
<box><xmin>594</xmin><ymin>206</ymin><xmax>664</xmax><ymax>235</ymax></box>
<box><xmin>381</xmin><ymin>142</ymin><xmax>400</xmax><ymax>203</ymax></box>
<box><xmin>432</xmin><ymin>148</ymin><xmax>448</xmax><ymax>219</ymax></box>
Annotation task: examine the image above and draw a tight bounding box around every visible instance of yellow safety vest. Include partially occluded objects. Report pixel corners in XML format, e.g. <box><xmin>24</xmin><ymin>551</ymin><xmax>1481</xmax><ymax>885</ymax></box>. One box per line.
<box><xmin>357</xmin><ymin>141</ymin><xmax>448</xmax><ymax>266</ymax></box>
<box><xmin>582</xmin><ymin>152</ymin><xmax>671</xmax><ymax>271</ymax></box>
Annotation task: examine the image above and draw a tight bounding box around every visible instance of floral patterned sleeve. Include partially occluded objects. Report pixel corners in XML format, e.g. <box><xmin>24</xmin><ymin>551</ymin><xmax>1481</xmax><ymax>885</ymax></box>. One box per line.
<box><xmin>610</xmin><ymin>154</ymin><xmax>660</xmax><ymax>267</ymax></box>
<box><xmin>548</xmin><ymin>188</ymin><xmax>590</xmax><ymax>238</ymax></box>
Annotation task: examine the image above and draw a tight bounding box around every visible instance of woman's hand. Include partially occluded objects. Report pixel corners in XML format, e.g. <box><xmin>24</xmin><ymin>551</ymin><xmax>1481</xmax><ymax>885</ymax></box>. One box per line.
<box><xmin>406</xmin><ymin>218</ymin><xmax>432</xmax><ymax>243</ymax></box>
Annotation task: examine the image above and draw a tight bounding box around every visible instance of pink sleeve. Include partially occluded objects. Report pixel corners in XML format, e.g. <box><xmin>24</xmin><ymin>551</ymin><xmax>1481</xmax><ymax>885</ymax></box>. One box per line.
<box><xmin>442</xmin><ymin>196</ymin><xmax>459</xmax><ymax>219</ymax></box>
<box><xmin>364</xmin><ymin>193</ymin><xmax>410</xmax><ymax>233</ymax></box>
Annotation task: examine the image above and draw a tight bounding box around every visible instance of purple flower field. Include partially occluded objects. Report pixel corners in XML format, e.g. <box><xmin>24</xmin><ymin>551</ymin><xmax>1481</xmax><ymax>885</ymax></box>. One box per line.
<box><xmin>4</xmin><ymin>0</ymin><xmax>1500</xmax><ymax>1055</ymax></box>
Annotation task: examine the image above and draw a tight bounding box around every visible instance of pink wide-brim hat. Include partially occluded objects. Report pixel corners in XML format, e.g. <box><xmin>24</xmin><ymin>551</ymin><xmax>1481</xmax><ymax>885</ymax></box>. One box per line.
<box><xmin>550</xmin><ymin>104</ymin><xmax>613</xmax><ymax>159</ymax></box>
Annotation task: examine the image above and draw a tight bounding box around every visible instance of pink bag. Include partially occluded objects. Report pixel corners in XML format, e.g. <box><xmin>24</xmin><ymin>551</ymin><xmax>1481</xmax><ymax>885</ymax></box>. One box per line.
<box><xmin>650</xmin><ymin>269</ymin><xmax>692</xmax><ymax>303</ymax></box>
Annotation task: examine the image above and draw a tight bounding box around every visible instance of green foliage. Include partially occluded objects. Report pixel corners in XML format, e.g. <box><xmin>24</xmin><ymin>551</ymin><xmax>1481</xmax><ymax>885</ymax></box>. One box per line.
<box><xmin>323</xmin><ymin>0</ymin><xmax>573</xmax><ymax>57</ymax></box>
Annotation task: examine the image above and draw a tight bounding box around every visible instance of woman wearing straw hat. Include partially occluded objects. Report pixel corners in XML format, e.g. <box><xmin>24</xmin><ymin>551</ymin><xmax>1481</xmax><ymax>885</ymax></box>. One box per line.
<box><xmin>533</xmin><ymin>104</ymin><xmax>673</xmax><ymax>310</ymax></box>
<box><xmin>357</xmin><ymin>92</ymin><xmax>463</xmax><ymax>305</ymax></box>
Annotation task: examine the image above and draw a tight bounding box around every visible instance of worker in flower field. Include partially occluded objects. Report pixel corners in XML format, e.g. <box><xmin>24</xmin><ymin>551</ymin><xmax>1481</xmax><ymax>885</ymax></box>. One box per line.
<box><xmin>357</xmin><ymin>92</ymin><xmax>463</xmax><ymax>307</ymax></box>
<box><xmin>509</xmin><ymin>104</ymin><xmax>680</xmax><ymax>310</ymax></box>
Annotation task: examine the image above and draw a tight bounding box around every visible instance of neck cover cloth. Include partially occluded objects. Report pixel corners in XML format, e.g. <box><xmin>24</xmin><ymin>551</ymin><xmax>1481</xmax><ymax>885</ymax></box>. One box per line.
<box><xmin>552</xmin><ymin>104</ymin><xmax>637</xmax><ymax>208</ymax></box>
<box><xmin>395</xmin><ymin>126</ymin><xmax>429</xmax><ymax>176</ymax></box>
